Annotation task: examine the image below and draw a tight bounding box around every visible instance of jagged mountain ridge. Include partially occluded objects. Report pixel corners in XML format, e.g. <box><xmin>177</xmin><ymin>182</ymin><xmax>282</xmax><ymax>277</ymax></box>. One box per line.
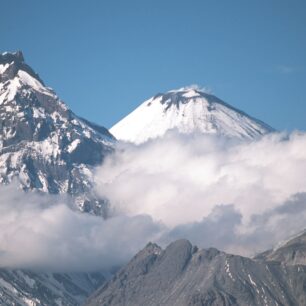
<box><xmin>86</xmin><ymin>234</ymin><xmax>306</xmax><ymax>306</ymax></box>
<box><xmin>110</xmin><ymin>87</ymin><xmax>274</xmax><ymax>144</ymax></box>
<box><xmin>0</xmin><ymin>51</ymin><xmax>114</xmax><ymax>215</ymax></box>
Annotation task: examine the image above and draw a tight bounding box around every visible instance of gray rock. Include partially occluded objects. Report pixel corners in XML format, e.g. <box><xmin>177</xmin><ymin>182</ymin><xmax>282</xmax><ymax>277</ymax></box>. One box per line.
<box><xmin>86</xmin><ymin>237</ymin><xmax>306</xmax><ymax>306</ymax></box>
<box><xmin>255</xmin><ymin>230</ymin><xmax>306</xmax><ymax>266</ymax></box>
<box><xmin>0</xmin><ymin>269</ymin><xmax>105</xmax><ymax>306</ymax></box>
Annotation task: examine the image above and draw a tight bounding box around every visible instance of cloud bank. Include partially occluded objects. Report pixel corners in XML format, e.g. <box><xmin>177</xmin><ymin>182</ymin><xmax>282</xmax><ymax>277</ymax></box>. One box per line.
<box><xmin>1</xmin><ymin>131</ymin><xmax>306</xmax><ymax>272</ymax></box>
<box><xmin>0</xmin><ymin>183</ymin><xmax>163</xmax><ymax>272</ymax></box>
<box><xmin>95</xmin><ymin>131</ymin><xmax>306</xmax><ymax>256</ymax></box>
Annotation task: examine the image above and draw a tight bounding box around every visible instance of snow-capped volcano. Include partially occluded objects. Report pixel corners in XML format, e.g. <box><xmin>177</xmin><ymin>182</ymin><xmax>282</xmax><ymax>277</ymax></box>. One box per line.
<box><xmin>0</xmin><ymin>51</ymin><xmax>114</xmax><ymax>214</ymax></box>
<box><xmin>110</xmin><ymin>87</ymin><xmax>274</xmax><ymax>144</ymax></box>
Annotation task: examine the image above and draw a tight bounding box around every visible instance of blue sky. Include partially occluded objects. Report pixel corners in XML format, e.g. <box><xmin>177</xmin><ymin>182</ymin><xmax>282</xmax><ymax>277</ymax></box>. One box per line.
<box><xmin>1</xmin><ymin>0</ymin><xmax>306</xmax><ymax>131</ymax></box>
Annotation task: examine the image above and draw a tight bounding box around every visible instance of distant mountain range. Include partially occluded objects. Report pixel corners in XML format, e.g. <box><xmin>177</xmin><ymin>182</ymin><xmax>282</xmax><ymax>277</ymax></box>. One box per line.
<box><xmin>0</xmin><ymin>52</ymin><xmax>274</xmax><ymax>215</ymax></box>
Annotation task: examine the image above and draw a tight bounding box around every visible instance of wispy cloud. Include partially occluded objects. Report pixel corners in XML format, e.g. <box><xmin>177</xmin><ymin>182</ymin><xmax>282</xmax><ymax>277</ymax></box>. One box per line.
<box><xmin>95</xmin><ymin>131</ymin><xmax>306</xmax><ymax>256</ymax></box>
<box><xmin>0</xmin><ymin>183</ymin><xmax>163</xmax><ymax>272</ymax></box>
<box><xmin>178</xmin><ymin>84</ymin><xmax>213</xmax><ymax>93</ymax></box>
<box><xmin>276</xmin><ymin>65</ymin><xmax>299</xmax><ymax>74</ymax></box>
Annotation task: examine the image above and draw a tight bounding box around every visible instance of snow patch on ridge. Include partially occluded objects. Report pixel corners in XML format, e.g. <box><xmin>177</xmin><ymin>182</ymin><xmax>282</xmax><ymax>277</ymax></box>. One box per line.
<box><xmin>18</xmin><ymin>70</ymin><xmax>53</xmax><ymax>97</ymax></box>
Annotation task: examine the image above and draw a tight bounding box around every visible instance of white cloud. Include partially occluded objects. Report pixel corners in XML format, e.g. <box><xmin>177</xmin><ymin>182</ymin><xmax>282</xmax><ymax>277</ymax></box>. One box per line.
<box><xmin>1</xmin><ymin>131</ymin><xmax>306</xmax><ymax>272</ymax></box>
<box><xmin>0</xmin><ymin>183</ymin><xmax>163</xmax><ymax>272</ymax></box>
<box><xmin>163</xmin><ymin>193</ymin><xmax>306</xmax><ymax>256</ymax></box>
<box><xmin>95</xmin><ymin>131</ymin><xmax>306</xmax><ymax>256</ymax></box>
<box><xmin>176</xmin><ymin>84</ymin><xmax>213</xmax><ymax>93</ymax></box>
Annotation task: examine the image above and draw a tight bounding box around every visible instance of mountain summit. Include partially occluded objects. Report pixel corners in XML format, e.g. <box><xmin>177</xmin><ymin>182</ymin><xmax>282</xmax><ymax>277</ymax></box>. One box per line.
<box><xmin>110</xmin><ymin>87</ymin><xmax>274</xmax><ymax>144</ymax></box>
<box><xmin>0</xmin><ymin>51</ymin><xmax>43</xmax><ymax>84</ymax></box>
<box><xmin>0</xmin><ymin>51</ymin><xmax>114</xmax><ymax>214</ymax></box>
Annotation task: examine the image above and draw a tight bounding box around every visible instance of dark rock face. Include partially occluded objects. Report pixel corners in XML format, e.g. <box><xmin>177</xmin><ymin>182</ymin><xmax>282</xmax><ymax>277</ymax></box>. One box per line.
<box><xmin>86</xmin><ymin>236</ymin><xmax>306</xmax><ymax>306</ymax></box>
<box><xmin>0</xmin><ymin>51</ymin><xmax>115</xmax><ymax>215</ymax></box>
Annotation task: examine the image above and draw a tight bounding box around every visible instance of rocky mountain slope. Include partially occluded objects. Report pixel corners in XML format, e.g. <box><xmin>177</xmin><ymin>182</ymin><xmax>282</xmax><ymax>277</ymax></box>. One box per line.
<box><xmin>255</xmin><ymin>230</ymin><xmax>306</xmax><ymax>266</ymax></box>
<box><xmin>0</xmin><ymin>270</ymin><xmax>105</xmax><ymax>306</ymax></box>
<box><xmin>110</xmin><ymin>87</ymin><xmax>274</xmax><ymax>144</ymax></box>
<box><xmin>0</xmin><ymin>51</ymin><xmax>114</xmax><ymax>305</ymax></box>
<box><xmin>0</xmin><ymin>51</ymin><xmax>114</xmax><ymax>215</ymax></box>
<box><xmin>86</xmin><ymin>234</ymin><xmax>306</xmax><ymax>306</ymax></box>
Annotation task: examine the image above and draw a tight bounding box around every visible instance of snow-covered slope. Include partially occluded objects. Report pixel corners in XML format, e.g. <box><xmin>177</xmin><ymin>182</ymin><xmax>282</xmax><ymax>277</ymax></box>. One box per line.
<box><xmin>0</xmin><ymin>51</ymin><xmax>115</xmax><ymax>215</ymax></box>
<box><xmin>110</xmin><ymin>87</ymin><xmax>274</xmax><ymax>144</ymax></box>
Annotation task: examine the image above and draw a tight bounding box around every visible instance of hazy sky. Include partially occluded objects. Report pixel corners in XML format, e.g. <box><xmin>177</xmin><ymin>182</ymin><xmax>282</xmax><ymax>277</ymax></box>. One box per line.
<box><xmin>1</xmin><ymin>0</ymin><xmax>306</xmax><ymax>131</ymax></box>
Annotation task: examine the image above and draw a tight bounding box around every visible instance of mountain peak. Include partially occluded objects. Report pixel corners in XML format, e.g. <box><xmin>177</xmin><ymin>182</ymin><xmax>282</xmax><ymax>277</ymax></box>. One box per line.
<box><xmin>110</xmin><ymin>87</ymin><xmax>274</xmax><ymax>144</ymax></box>
<box><xmin>151</xmin><ymin>88</ymin><xmax>203</xmax><ymax>108</ymax></box>
<box><xmin>150</xmin><ymin>87</ymin><xmax>233</xmax><ymax>113</ymax></box>
<box><xmin>0</xmin><ymin>50</ymin><xmax>43</xmax><ymax>84</ymax></box>
<box><xmin>0</xmin><ymin>50</ymin><xmax>24</xmax><ymax>64</ymax></box>
<box><xmin>0</xmin><ymin>50</ymin><xmax>114</xmax><ymax>214</ymax></box>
